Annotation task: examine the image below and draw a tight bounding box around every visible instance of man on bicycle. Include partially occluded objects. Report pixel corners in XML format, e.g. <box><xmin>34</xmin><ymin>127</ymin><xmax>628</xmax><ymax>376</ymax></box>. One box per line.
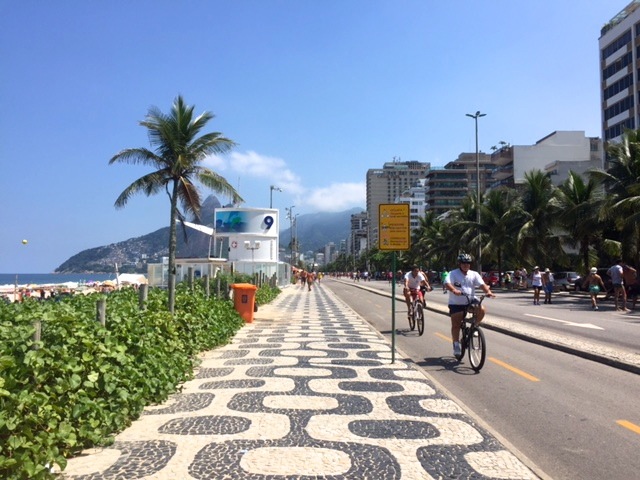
<box><xmin>444</xmin><ymin>253</ymin><xmax>495</xmax><ymax>357</ymax></box>
<box><xmin>403</xmin><ymin>265</ymin><xmax>431</xmax><ymax>313</ymax></box>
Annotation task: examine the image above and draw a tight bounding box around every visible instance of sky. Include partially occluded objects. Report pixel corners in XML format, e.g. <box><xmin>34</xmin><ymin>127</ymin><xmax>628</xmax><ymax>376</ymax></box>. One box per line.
<box><xmin>0</xmin><ymin>1</ymin><xmax>621</xmax><ymax>272</ymax></box>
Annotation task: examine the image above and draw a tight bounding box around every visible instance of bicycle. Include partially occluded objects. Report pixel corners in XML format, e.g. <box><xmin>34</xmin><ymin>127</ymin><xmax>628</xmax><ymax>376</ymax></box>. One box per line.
<box><xmin>456</xmin><ymin>294</ymin><xmax>487</xmax><ymax>371</ymax></box>
<box><xmin>406</xmin><ymin>287</ymin><xmax>426</xmax><ymax>336</ymax></box>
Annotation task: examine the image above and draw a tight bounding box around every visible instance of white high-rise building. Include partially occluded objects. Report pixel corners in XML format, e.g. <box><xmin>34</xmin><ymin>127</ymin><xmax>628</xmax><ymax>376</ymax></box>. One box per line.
<box><xmin>599</xmin><ymin>1</ymin><xmax>640</xmax><ymax>146</ymax></box>
<box><xmin>366</xmin><ymin>159</ymin><xmax>430</xmax><ymax>247</ymax></box>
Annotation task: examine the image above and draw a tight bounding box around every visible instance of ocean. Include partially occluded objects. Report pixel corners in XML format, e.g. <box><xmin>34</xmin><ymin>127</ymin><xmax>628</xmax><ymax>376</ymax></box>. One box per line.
<box><xmin>0</xmin><ymin>273</ymin><xmax>116</xmax><ymax>287</ymax></box>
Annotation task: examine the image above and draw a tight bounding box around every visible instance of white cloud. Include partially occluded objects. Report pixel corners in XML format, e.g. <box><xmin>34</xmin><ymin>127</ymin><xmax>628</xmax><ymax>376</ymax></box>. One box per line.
<box><xmin>204</xmin><ymin>150</ymin><xmax>365</xmax><ymax>212</ymax></box>
<box><xmin>205</xmin><ymin>151</ymin><xmax>303</xmax><ymax>195</ymax></box>
<box><xmin>298</xmin><ymin>182</ymin><xmax>366</xmax><ymax>212</ymax></box>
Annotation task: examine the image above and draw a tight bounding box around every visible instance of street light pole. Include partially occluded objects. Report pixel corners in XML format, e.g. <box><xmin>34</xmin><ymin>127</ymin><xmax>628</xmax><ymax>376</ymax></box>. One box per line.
<box><xmin>286</xmin><ymin>205</ymin><xmax>295</xmax><ymax>264</ymax></box>
<box><xmin>270</xmin><ymin>185</ymin><xmax>282</xmax><ymax>208</ymax></box>
<box><xmin>466</xmin><ymin>110</ymin><xmax>486</xmax><ymax>274</ymax></box>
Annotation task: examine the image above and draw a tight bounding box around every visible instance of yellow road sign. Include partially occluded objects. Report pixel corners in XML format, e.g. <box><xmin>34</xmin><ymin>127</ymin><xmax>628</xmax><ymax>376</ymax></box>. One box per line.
<box><xmin>378</xmin><ymin>204</ymin><xmax>410</xmax><ymax>251</ymax></box>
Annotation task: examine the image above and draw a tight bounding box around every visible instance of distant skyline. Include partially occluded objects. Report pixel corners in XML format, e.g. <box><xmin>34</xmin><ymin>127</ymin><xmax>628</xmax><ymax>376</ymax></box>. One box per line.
<box><xmin>1</xmin><ymin>1</ymin><xmax>620</xmax><ymax>272</ymax></box>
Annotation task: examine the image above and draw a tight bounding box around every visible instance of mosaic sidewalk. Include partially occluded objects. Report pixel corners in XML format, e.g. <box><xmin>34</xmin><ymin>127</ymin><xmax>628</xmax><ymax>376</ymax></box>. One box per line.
<box><xmin>62</xmin><ymin>283</ymin><xmax>538</xmax><ymax>479</ymax></box>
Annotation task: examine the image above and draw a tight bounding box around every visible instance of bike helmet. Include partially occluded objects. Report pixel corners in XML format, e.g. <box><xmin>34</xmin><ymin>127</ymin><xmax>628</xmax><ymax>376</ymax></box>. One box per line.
<box><xmin>457</xmin><ymin>253</ymin><xmax>473</xmax><ymax>264</ymax></box>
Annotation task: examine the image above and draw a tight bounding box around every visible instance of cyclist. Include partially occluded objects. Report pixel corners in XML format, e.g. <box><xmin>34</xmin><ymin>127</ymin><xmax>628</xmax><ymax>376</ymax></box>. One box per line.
<box><xmin>444</xmin><ymin>253</ymin><xmax>495</xmax><ymax>357</ymax></box>
<box><xmin>403</xmin><ymin>265</ymin><xmax>431</xmax><ymax>313</ymax></box>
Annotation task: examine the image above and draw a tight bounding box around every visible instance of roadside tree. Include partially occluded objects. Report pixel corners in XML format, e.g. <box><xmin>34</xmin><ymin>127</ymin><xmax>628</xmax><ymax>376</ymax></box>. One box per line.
<box><xmin>110</xmin><ymin>96</ymin><xmax>242</xmax><ymax>313</ymax></box>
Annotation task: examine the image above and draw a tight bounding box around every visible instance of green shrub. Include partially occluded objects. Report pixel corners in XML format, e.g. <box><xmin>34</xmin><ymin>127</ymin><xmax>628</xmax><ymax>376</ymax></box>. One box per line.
<box><xmin>0</xmin><ymin>283</ymin><xmax>257</xmax><ymax>480</ymax></box>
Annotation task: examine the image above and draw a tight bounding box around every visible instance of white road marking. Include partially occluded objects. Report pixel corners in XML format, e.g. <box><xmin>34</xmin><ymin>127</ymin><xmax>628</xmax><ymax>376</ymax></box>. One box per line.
<box><xmin>524</xmin><ymin>314</ymin><xmax>604</xmax><ymax>330</ymax></box>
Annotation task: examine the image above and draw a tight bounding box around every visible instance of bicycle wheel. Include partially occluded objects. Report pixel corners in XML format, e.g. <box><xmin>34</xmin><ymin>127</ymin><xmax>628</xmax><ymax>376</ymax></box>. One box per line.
<box><xmin>408</xmin><ymin>304</ymin><xmax>416</xmax><ymax>331</ymax></box>
<box><xmin>416</xmin><ymin>302</ymin><xmax>424</xmax><ymax>336</ymax></box>
<box><xmin>468</xmin><ymin>326</ymin><xmax>486</xmax><ymax>371</ymax></box>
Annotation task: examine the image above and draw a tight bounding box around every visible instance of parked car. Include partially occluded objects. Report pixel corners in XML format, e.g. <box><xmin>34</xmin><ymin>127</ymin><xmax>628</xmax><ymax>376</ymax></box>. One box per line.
<box><xmin>574</xmin><ymin>268</ymin><xmax>613</xmax><ymax>296</ymax></box>
<box><xmin>482</xmin><ymin>271</ymin><xmax>500</xmax><ymax>287</ymax></box>
<box><xmin>553</xmin><ymin>271</ymin><xmax>581</xmax><ymax>291</ymax></box>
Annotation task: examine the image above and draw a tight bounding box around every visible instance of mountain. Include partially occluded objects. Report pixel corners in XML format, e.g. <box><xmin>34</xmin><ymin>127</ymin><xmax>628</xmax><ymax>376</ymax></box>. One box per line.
<box><xmin>280</xmin><ymin>209</ymin><xmax>362</xmax><ymax>254</ymax></box>
<box><xmin>55</xmin><ymin>197</ymin><xmax>363</xmax><ymax>273</ymax></box>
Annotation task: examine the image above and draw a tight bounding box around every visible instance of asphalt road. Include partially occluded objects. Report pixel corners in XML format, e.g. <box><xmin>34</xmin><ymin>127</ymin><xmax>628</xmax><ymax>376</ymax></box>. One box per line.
<box><xmin>322</xmin><ymin>278</ymin><xmax>640</xmax><ymax>480</ymax></box>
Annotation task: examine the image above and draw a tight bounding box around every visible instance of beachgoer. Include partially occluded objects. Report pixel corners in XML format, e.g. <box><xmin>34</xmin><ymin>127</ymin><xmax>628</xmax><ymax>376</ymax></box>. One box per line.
<box><xmin>444</xmin><ymin>253</ymin><xmax>495</xmax><ymax>357</ymax></box>
<box><xmin>542</xmin><ymin>268</ymin><xmax>554</xmax><ymax>304</ymax></box>
<box><xmin>504</xmin><ymin>271</ymin><xmax>512</xmax><ymax>289</ymax></box>
<box><xmin>607</xmin><ymin>259</ymin><xmax>628</xmax><ymax>311</ymax></box>
<box><xmin>622</xmin><ymin>263</ymin><xmax>638</xmax><ymax>310</ymax></box>
<box><xmin>583</xmin><ymin>267</ymin><xmax>606</xmax><ymax>311</ymax></box>
<box><xmin>440</xmin><ymin>269</ymin><xmax>448</xmax><ymax>293</ymax></box>
<box><xmin>530</xmin><ymin>266</ymin><xmax>543</xmax><ymax>305</ymax></box>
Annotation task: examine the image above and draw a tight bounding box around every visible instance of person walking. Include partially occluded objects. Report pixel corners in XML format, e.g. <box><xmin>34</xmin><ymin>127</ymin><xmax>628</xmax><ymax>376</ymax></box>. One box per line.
<box><xmin>530</xmin><ymin>266</ymin><xmax>543</xmax><ymax>305</ymax></box>
<box><xmin>542</xmin><ymin>268</ymin><xmax>554</xmax><ymax>304</ymax></box>
<box><xmin>608</xmin><ymin>259</ymin><xmax>628</xmax><ymax>311</ymax></box>
<box><xmin>444</xmin><ymin>253</ymin><xmax>495</xmax><ymax>358</ymax></box>
<box><xmin>583</xmin><ymin>267</ymin><xmax>606</xmax><ymax>311</ymax></box>
<box><xmin>440</xmin><ymin>269</ymin><xmax>449</xmax><ymax>293</ymax></box>
<box><xmin>622</xmin><ymin>263</ymin><xmax>638</xmax><ymax>310</ymax></box>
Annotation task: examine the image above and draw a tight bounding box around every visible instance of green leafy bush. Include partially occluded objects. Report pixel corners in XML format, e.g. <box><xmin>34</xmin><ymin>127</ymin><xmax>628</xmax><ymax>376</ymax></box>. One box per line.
<box><xmin>0</xmin><ymin>283</ymin><xmax>255</xmax><ymax>479</ymax></box>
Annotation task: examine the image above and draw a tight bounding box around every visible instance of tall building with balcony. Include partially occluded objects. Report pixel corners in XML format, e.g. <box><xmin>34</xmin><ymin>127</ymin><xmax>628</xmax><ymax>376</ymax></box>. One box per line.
<box><xmin>349</xmin><ymin>211</ymin><xmax>368</xmax><ymax>258</ymax></box>
<box><xmin>426</xmin><ymin>152</ymin><xmax>491</xmax><ymax>216</ymax></box>
<box><xmin>599</xmin><ymin>1</ymin><xmax>640</xmax><ymax>146</ymax></box>
<box><xmin>366</xmin><ymin>159</ymin><xmax>430</xmax><ymax>246</ymax></box>
<box><xmin>395</xmin><ymin>180</ymin><xmax>427</xmax><ymax>230</ymax></box>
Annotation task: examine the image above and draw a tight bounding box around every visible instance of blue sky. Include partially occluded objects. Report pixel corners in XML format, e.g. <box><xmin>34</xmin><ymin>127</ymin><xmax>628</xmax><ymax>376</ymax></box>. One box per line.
<box><xmin>0</xmin><ymin>1</ymin><xmax>620</xmax><ymax>272</ymax></box>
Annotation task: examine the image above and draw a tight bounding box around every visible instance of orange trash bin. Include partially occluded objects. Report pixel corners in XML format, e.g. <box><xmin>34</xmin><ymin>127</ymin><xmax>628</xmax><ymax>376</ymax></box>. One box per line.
<box><xmin>231</xmin><ymin>283</ymin><xmax>258</xmax><ymax>322</ymax></box>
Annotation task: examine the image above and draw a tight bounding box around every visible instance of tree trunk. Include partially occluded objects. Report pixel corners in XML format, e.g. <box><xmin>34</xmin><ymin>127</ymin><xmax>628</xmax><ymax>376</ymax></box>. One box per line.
<box><xmin>168</xmin><ymin>180</ymin><xmax>179</xmax><ymax>314</ymax></box>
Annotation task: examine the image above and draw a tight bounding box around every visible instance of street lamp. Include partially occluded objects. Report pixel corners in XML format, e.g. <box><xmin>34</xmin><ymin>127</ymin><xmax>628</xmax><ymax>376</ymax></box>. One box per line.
<box><xmin>466</xmin><ymin>110</ymin><xmax>486</xmax><ymax>274</ymax></box>
<box><xmin>270</xmin><ymin>185</ymin><xmax>283</xmax><ymax>208</ymax></box>
<box><xmin>285</xmin><ymin>206</ymin><xmax>295</xmax><ymax>264</ymax></box>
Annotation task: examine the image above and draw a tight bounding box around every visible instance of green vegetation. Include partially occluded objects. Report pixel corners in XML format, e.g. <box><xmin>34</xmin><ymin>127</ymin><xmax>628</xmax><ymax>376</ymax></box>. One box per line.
<box><xmin>0</xmin><ymin>281</ymin><xmax>278</xmax><ymax>479</ymax></box>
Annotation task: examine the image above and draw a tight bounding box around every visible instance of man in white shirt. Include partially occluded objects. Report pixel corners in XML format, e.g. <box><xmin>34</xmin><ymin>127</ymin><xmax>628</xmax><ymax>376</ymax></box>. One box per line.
<box><xmin>403</xmin><ymin>265</ymin><xmax>430</xmax><ymax>312</ymax></box>
<box><xmin>444</xmin><ymin>253</ymin><xmax>495</xmax><ymax>357</ymax></box>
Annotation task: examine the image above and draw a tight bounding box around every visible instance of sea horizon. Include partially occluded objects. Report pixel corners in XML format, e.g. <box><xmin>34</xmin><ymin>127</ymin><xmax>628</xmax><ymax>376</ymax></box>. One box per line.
<box><xmin>0</xmin><ymin>273</ymin><xmax>117</xmax><ymax>287</ymax></box>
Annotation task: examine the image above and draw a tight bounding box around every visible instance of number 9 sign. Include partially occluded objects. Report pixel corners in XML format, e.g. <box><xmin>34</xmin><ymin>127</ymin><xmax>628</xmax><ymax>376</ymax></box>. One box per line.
<box><xmin>263</xmin><ymin>215</ymin><xmax>274</xmax><ymax>230</ymax></box>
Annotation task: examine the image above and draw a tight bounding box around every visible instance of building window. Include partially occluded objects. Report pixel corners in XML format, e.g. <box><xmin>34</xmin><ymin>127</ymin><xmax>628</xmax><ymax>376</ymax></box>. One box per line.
<box><xmin>602</xmin><ymin>30</ymin><xmax>631</xmax><ymax>61</ymax></box>
<box><xmin>604</xmin><ymin>73</ymin><xmax>633</xmax><ymax>101</ymax></box>
<box><xmin>604</xmin><ymin>94</ymin><xmax>633</xmax><ymax>120</ymax></box>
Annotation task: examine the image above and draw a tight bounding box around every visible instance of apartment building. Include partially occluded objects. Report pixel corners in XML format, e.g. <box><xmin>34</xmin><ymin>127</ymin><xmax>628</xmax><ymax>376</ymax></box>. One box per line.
<box><xmin>599</xmin><ymin>1</ymin><xmax>640</xmax><ymax>145</ymax></box>
<box><xmin>426</xmin><ymin>152</ymin><xmax>492</xmax><ymax>216</ymax></box>
<box><xmin>366</xmin><ymin>159</ymin><xmax>430</xmax><ymax>246</ymax></box>
<box><xmin>487</xmin><ymin>131</ymin><xmax>602</xmax><ymax>189</ymax></box>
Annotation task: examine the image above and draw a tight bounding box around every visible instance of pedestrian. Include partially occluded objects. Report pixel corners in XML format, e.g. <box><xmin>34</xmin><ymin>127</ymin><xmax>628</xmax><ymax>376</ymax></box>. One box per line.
<box><xmin>542</xmin><ymin>268</ymin><xmax>554</xmax><ymax>304</ymax></box>
<box><xmin>440</xmin><ymin>269</ymin><xmax>448</xmax><ymax>293</ymax></box>
<box><xmin>530</xmin><ymin>266</ymin><xmax>543</xmax><ymax>305</ymax></box>
<box><xmin>583</xmin><ymin>267</ymin><xmax>606</xmax><ymax>311</ymax></box>
<box><xmin>622</xmin><ymin>262</ymin><xmax>638</xmax><ymax>310</ymax></box>
<box><xmin>514</xmin><ymin>269</ymin><xmax>522</xmax><ymax>289</ymax></box>
<box><xmin>504</xmin><ymin>271</ymin><xmax>512</xmax><ymax>290</ymax></box>
<box><xmin>607</xmin><ymin>259</ymin><xmax>628</xmax><ymax>311</ymax></box>
<box><xmin>307</xmin><ymin>271</ymin><xmax>315</xmax><ymax>291</ymax></box>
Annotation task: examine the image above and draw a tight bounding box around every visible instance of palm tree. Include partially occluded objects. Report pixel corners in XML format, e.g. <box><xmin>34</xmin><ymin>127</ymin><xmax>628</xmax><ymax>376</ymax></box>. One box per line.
<box><xmin>589</xmin><ymin>129</ymin><xmax>640</xmax><ymax>266</ymax></box>
<box><xmin>110</xmin><ymin>96</ymin><xmax>243</xmax><ymax>313</ymax></box>
<box><xmin>480</xmin><ymin>188</ymin><xmax>519</xmax><ymax>282</ymax></box>
<box><xmin>514</xmin><ymin>170</ymin><xmax>563</xmax><ymax>268</ymax></box>
<box><xmin>555</xmin><ymin>171</ymin><xmax>604</xmax><ymax>275</ymax></box>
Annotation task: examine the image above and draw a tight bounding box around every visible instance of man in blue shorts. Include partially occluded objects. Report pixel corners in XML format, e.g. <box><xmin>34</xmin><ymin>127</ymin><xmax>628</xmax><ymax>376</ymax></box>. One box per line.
<box><xmin>444</xmin><ymin>253</ymin><xmax>495</xmax><ymax>357</ymax></box>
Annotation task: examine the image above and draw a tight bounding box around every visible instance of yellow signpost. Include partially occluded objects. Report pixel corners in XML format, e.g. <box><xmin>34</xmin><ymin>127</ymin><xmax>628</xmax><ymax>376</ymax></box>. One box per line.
<box><xmin>378</xmin><ymin>204</ymin><xmax>411</xmax><ymax>251</ymax></box>
<box><xmin>378</xmin><ymin>204</ymin><xmax>411</xmax><ymax>363</ymax></box>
